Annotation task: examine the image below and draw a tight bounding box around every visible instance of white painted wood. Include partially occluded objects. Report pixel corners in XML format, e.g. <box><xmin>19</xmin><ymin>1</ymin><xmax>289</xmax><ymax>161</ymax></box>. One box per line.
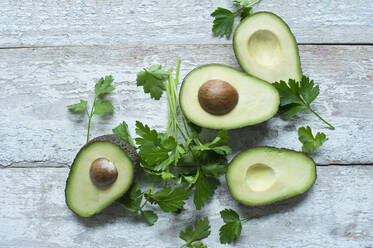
<box><xmin>0</xmin><ymin>166</ymin><xmax>372</xmax><ymax>247</ymax></box>
<box><xmin>0</xmin><ymin>0</ymin><xmax>372</xmax><ymax>48</ymax></box>
<box><xmin>0</xmin><ymin>45</ymin><xmax>372</xmax><ymax>166</ymax></box>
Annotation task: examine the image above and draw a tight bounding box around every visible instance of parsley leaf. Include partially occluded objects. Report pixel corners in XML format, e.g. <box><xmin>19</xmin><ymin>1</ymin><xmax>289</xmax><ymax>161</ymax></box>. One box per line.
<box><xmin>201</xmin><ymin>159</ymin><xmax>227</xmax><ymax>177</ymax></box>
<box><xmin>135</xmin><ymin>121</ymin><xmax>183</xmax><ymax>171</ymax></box>
<box><xmin>119</xmin><ymin>183</ymin><xmax>159</xmax><ymax>226</ymax></box>
<box><xmin>95</xmin><ymin>75</ymin><xmax>115</xmax><ymax>97</ymax></box>
<box><xmin>146</xmin><ymin>186</ymin><xmax>189</xmax><ymax>212</ymax></box>
<box><xmin>93</xmin><ymin>99</ymin><xmax>114</xmax><ymax>115</ymax></box>
<box><xmin>140</xmin><ymin>210</ymin><xmax>158</xmax><ymax>226</ymax></box>
<box><xmin>68</xmin><ymin>99</ymin><xmax>87</xmax><ymax>112</ymax></box>
<box><xmin>139</xmin><ymin>145</ymin><xmax>173</xmax><ymax>169</ymax></box>
<box><xmin>137</xmin><ymin>65</ymin><xmax>168</xmax><ymax>100</ymax></box>
<box><xmin>119</xmin><ymin>183</ymin><xmax>143</xmax><ymax>212</ymax></box>
<box><xmin>240</xmin><ymin>7</ymin><xmax>253</xmax><ymax>20</ymax></box>
<box><xmin>273</xmin><ymin>76</ymin><xmax>335</xmax><ymax>129</ymax></box>
<box><xmin>199</xmin><ymin>150</ymin><xmax>228</xmax><ymax>175</ymax></box>
<box><xmin>194</xmin><ymin>173</ymin><xmax>219</xmax><ymax>210</ymax></box>
<box><xmin>211</xmin><ymin>0</ymin><xmax>261</xmax><ymax>38</ymax></box>
<box><xmin>179</xmin><ymin>217</ymin><xmax>211</xmax><ymax>247</ymax></box>
<box><xmin>193</xmin><ymin>130</ymin><xmax>232</xmax><ymax>155</ymax></box>
<box><xmin>112</xmin><ymin>121</ymin><xmax>135</xmax><ymax>146</ymax></box>
<box><xmin>298</xmin><ymin>126</ymin><xmax>328</xmax><ymax>153</ymax></box>
<box><xmin>135</xmin><ymin>121</ymin><xmax>159</xmax><ymax>148</ymax></box>
<box><xmin>211</xmin><ymin>8</ymin><xmax>235</xmax><ymax>38</ymax></box>
<box><xmin>188</xmin><ymin>122</ymin><xmax>202</xmax><ymax>138</ymax></box>
<box><xmin>188</xmin><ymin>241</ymin><xmax>207</xmax><ymax>248</ymax></box>
<box><xmin>219</xmin><ymin>209</ymin><xmax>243</xmax><ymax>244</ymax></box>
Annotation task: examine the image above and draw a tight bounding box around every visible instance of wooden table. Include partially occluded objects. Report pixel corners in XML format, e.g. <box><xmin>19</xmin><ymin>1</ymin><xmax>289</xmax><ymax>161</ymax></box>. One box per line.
<box><xmin>0</xmin><ymin>1</ymin><xmax>372</xmax><ymax>247</ymax></box>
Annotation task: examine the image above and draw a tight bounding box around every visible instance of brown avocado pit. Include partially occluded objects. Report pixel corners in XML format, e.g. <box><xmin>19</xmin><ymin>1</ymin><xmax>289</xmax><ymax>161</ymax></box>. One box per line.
<box><xmin>198</xmin><ymin>80</ymin><xmax>239</xmax><ymax>115</ymax></box>
<box><xmin>90</xmin><ymin>157</ymin><xmax>118</xmax><ymax>186</ymax></box>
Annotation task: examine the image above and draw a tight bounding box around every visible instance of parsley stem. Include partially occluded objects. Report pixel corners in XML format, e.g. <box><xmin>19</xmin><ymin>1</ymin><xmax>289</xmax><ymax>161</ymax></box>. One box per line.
<box><xmin>167</xmin><ymin>65</ymin><xmax>189</xmax><ymax>143</ymax></box>
<box><xmin>166</xmin><ymin>80</ymin><xmax>173</xmax><ymax>136</ymax></box>
<box><xmin>307</xmin><ymin>107</ymin><xmax>335</xmax><ymax>130</ymax></box>
<box><xmin>139</xmin><ymin>199</ymin><xmax>148</xmax><ymax>210</ymax></box>
<box><xmin>233</xmin><ymin>0</ymin><xmax>261</xmax><ymax>15</ymax></box>
<box><xmin>173</xmin><ymin>59</ymin><xmax>191</xmax><ymax>142</ymax></box>
<box><xmin>168</xmin><ymin>69</ymin><xmax>178</xmax><ymax>139</ymax></box>
<box><xmin>233</xmin><ymin>7</ymin><xmax>244</xmax><ymax>15</ymax></box>
<box><xmin>175</xmin><ymin>58</ymin><xmax>181</xmax><ymax>88</ymax></box>
<box><xmin>86</xmin><ymin>96</ymin><xmax>97</xmax><ymax>143</ymax></box>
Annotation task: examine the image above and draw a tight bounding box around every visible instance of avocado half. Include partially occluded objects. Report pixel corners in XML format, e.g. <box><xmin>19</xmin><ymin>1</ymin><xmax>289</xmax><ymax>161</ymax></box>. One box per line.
<box><xmin>233</xmin><ymin>12</ymin><xmax>302</xmax><ymax>83</ymax></box>
<box><xmin>226</xmin><ymin>147</ymin><xmax>316</xmax><ymax>206</ymax></box>
<box><xmin>179</xmin><ymin>64</ymin><xmax>280</xmax><ymax>130</ymax></box>
<box><xmin>65</xmin><ymin>135</ymin><xmax>138</xmax><ymax>217</ymax></box>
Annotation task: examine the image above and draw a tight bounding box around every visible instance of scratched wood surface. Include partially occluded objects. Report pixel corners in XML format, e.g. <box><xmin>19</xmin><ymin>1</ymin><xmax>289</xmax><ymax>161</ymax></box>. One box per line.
<box><xmin>0</xmin><ymin>166</ymin><xmax>372</xmax><ymax>248</ymax></box>
<box><xmin>0</xmin><ymin>0</ymin><xmax>372</xmax><ymax>47</ymax></box>
<box><xmin>0</xmin><ymin>0</ymin><xmax>372</xmax><ymax>247</ymax></box>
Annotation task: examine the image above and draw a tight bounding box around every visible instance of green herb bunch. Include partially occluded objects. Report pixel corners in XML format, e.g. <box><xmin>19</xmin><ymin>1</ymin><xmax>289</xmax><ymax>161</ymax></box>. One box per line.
<box><xmin>113</xmin><ymin>59</ymin><xmax>231</xmax><ymax>225</ymax></box>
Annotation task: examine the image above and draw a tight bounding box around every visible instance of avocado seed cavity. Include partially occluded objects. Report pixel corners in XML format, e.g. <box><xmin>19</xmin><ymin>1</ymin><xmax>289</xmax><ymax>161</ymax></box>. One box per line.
<box><xmin>245</xmin><ymin>163</ymin><xmax>276</xmax><ymax>192</ymax></box>
<box><xmin>90</xmin><ymin>158</ymin><xmax>118</xmax><ymax>186</ymax></box>
<box><xmin>198</xmin><ymin>80</ymin><xmax>239</xmax><ymax>115</ymax></box>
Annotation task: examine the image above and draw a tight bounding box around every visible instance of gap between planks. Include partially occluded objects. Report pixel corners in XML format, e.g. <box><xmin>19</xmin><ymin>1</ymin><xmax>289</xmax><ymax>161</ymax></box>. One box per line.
<box><xmin>0</xmin><ymin>43</ymin><xmax>373</xmax><ymax>50</ymax></box>
<box><xmin>1</xmin><ymin>161</ymin><xmax>373</xmax><ymax>169</ymax></box>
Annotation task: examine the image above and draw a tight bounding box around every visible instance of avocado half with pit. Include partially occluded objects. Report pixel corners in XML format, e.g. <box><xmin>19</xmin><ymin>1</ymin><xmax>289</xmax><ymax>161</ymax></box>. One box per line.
<box><xmin>179</xmin><ymin>64</ymin><xmax>280</xmax><ymax>130</ymax></box>
<box><xmin>233</xmin><ymin>12</ymin><xmax>302</xmax><ymax>83</ymax></box>
<box><xmin>226</xmin><ymin>147</ymin><xmax>316</xmax><ymax>206</ymax></box>
<box><xmin>65</xmin><ymin>135</ymin><xmax>138</xmax><ymax>217</ymax></box>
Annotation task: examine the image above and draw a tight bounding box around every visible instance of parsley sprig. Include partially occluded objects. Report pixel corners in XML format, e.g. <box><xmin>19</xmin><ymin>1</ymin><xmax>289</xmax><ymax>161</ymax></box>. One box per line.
<box><xmin>113</xmin><ymin>59</ymin><xmax>231</xmax><ymax>225</ymax></box>
<box><xmin>179</xmin><ymin>217</ymin><xmax>211</xmax><ymax>248</ymax></box>
<box><xmin>68</xmin><ymin>76</ymin><xmax>115</xmax><ymax>143</ymax></box>
<box><xmin>273</xmin><ymin>76</ymin><xmax>335</xmax><ymax>129</ymax></box>
<box><xmin>298</xmin><ymin>126</ymin><xmax>328</xmax><ymax>153</ymax></box>
<box><xmin>211</xmin><ymin>0</ymin><xmax>262</xmax><ymax>38</ymax></box>
<box><xmin>119</xmin><ymin>183</ymin><xmax>158</xmax><ymax>225</ymax></box>
<box><xmin>219</xmin><ymin>208</ymin><xmax>250</xmax><ymax>244</ymax></box>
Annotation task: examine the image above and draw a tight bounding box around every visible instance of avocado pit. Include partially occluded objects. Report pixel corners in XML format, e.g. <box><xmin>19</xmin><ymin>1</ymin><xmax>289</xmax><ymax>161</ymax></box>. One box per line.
<box><xmin>90</xmin><ymin>158</ymin><xmax>118</xmax><ymax>186</ymax></box>
<box><xmin>198</xmin><ymin>80</ymin><xmax>239</xmax><ymax>115</ymax></box>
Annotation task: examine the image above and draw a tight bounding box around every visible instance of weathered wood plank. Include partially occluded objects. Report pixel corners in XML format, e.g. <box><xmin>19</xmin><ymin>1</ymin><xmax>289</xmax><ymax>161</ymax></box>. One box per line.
<box><xmin>0</xmin><ymin>0</ymin><xmax>372</xmax><ymax>47</ymax></box>
<box><xmin>0</xmin><ymin>166</ymin><xmax>372</xmax><ymax>247</ymax></box>
<box><xmin>0</xmin><ymin>45</ymin><xmax>372</xmax><ymax>166</ymax></box>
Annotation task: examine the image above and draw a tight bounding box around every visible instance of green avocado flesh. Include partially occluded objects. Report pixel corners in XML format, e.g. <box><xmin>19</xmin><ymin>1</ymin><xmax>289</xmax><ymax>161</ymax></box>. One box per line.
<box><xmin>65</xmin><ymin>135</ymin><xmax>137</xmax><ymax>217</ymax></box>
<box><xmin>179</xmin><ymin>64</ymin><xmax>280</xmax><ymax>130</ymax></box>
<box><xmin>226</xmin><ymin>147</ymin><xmax>316</xmax><ymax>206</ymax></box>
<box><xmin>233</xmin><ymin>12</ymin><xmax>302</xmax><ymax>83</ymax></box>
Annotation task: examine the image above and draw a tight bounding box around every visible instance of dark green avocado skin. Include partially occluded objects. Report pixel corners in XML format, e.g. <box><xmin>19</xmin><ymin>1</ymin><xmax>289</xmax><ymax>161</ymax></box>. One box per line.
<box><xmin>65</xmin><ymin>134</ymin><xmax>139</xmax><ymax>217</ymax></box>
<box><xmin>90</xmin><ymin>135</ymin><xmax>139</xmax><ymax>167</ymax></box>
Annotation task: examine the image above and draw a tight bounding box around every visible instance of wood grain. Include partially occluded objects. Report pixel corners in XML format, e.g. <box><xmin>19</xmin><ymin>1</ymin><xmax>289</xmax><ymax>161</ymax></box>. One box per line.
<box><xmin>0</xmin><ymin>166</ymin><xmax>372</xmax><ymax>247</ymax></box>
<box><xmin>0</xmin><ymin>45</ymin><xmax>372</xmax><ymax>166</ymax></box>
<box><xmin>0</xmin><ymin>0</ymin><xmax>372</xmax><ymax>48</ymax></box>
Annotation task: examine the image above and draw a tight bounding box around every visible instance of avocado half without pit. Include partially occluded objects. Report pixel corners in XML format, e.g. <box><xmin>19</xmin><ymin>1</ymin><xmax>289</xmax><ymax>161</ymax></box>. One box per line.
<box><xmin>233</xmin><ymin>12</ymin><xmax>302</xmax><ymax>83</ymax></box>
<box><xmin>226</xmin><ymin>147</ymin><xmax>316</xmax><ymax>206</ymax></box>
<box><xmin>65</xmin><ymin>135</ymin><xmax>138</xmax><ymax>217</ymax></box>
<box><xmin>179</xmin><ymin>64</ymin><xmax>280</xmax><ymax>130</ymax></box>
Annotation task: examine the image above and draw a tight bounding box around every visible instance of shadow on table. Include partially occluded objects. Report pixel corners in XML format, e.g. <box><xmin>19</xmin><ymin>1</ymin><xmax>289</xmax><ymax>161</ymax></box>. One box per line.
<box><xmin>200</xmin><ymin>121</ymin><xmax>273</xmax><ymax>152</ymax></box>
<box><xmin>234</xmin><ymin>190</ymin><xmax>311</xmax><ymax>220</ymax></box>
